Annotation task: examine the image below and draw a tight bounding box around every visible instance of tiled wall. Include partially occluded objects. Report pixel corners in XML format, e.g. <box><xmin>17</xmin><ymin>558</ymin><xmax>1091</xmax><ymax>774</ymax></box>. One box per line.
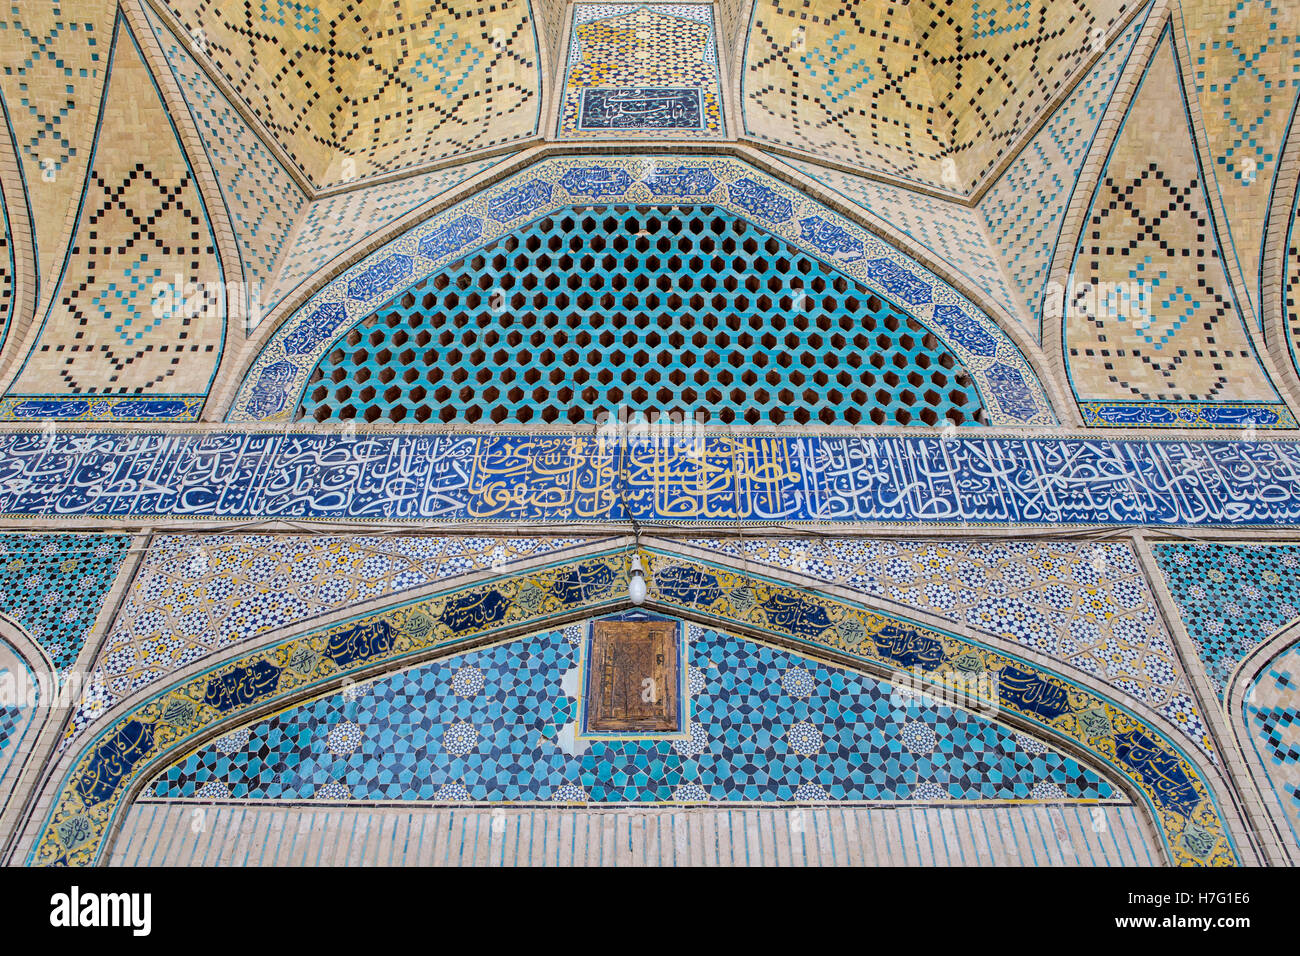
<box><xmin>2</xmin><ymin>15</ymin><xmax>225</xmax><ymax>419</ymax></box>
<box><xmin>158</xmin><ymin>0</ymin><xmax>541</xmax><ymax>188</ymax></box>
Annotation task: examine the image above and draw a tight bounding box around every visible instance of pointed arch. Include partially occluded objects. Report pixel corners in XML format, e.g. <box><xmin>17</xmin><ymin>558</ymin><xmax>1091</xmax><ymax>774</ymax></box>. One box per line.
<box><xmin>218</xmin><ymin>156</ymin><xmax>1062</xmax><ymax>427</ymax></box>
<box><xmin>1052</xmin><ymin>16</ymin><xmax>1297</xmax><ymax>428</ymax></box>
<box><xmin>13</xmin><ymin>546</ymin><xmax>1246</xmax><ymax>866</ymax></box>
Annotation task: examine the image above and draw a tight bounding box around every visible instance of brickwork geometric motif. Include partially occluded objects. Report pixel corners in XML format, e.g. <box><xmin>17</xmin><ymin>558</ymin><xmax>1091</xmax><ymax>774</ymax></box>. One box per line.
<box><xmin>922</xmin><ymin>0</ymin><xmax>1135</xmax><ymax>189</ymax></box>
<box><xmin>268</xmin><ymin>155</ymin><xmax>505</xmax><ymax>309</ymax></box>
<box><xmin>742</xmin><ymin>0</ymin><xmax>1134</xmax><ymax>193</ymax></box>
<box><xmin>686</xmin><ymin>537</ymin><xmax>1215</xmax><ymax>760</ymax></box>
<box><xmin>1065</xmin><ymin>29</ymin><xmax>1288</xmax><ymax>425</ymax></box>
<box><xmin>789</xmin><ymin>157</ymin><xmax>1031</xmax><ymax>331</ymax></box>
<box><xmin>160</xmin><ymin>0</ymin><xmax>540</xmax><ymax>188</ymax></box>
<box><xmin>744</xmin><ymin>1</ymin><xmax>951</xmax><ymax>187</ymax></box>
<box><xmin>1152</xmin><ymin>542</ymin><xmax>1300</xmax><ymax>701</ymax></box>
<box><xmin>979</xmin><ymin>5</ymin><xmax>1149</xmax><ymax>338</ymax></box>
<box><xmin>63</xmin><ymin>533</ymin><xmax>589</xmax><ymax>746</ymax></box>
<box><xmin>143</xmin><ymin>4</ymin><xmax>306</xmax><ymax>326</ymax></box>
<box><xmin>146</xmin><ymin>621</ymin><xmax>1122</xmax><ymax>804</ymax></box>
<box><xmin>5</xmin><ymin>16</ymin><xmax>225</xmax><ymax>410</ymax></box>
<box><xmin>1182</xmin><ymin>0</ymin><xmax>1300</xmax><ymax>320</ymax></box>
<box><xmin>559</xmin><ymin>3</ymin><xmax>724</xmax><ymax>139</ymax></box>
<box><xmin>297</xmin><ymin>205</ymin><xmax>987</xmax><ymax>427</ymax></box>
<box><xmin>0</xmin><ymin>1</ymin><xmax>115</xmax><ymax>296</ymax></box>
<box><xmin>0</xmin><ymin>532</ymin><xmax>131</xmax><ymax>677</ymax></box>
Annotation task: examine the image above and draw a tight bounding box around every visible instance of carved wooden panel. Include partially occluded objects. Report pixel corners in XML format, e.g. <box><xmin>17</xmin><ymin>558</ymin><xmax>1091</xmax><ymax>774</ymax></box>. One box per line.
<box><xmin>585</xmin><ymin>619</ymin><xmax>679</xmax><ymax>733</ymax></box>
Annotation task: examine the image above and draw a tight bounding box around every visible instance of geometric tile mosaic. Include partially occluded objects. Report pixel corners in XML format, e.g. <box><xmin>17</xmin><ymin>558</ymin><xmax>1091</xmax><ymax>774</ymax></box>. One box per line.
<box><xmin>266</xmin><ymin>156</ymin><xmax>506</xmax><ymax>313</ymax></box>
<box><xmin>144</xmin><ymin>3</ymin><xmax>306</xmax><ymax>326</ymax></box>
<box><xmin>1240</xmin><ymin>639</ymin><xmax>1300</xmax><ymax>853</ymax></box>
<box><xmin>148</xmin><ymin>619</ymin><xmax>1122</xmax><ymax>803</ymax></box>
<box><xmin>0</xmin><ymin>532</ymin><xmax>131</xmax><ymax>677</ymax></box>
<box><xmin>686</xmin><ymin>537</ymin><xmax>1214</xmax><ymax>759</ymax></box>
<box><xmin>64</xmin><ymin>533</ymin><xmax>590</xmax><ymax>745</ymax></box>
<box><xmin>159</xmin><ymin>0</ymin><xmax>541</xmax><ymax>188</ymax></box>
<box><xmin>1182</xmin><ymin>0</ymin><xmax>1300</xmax><ymax>320</ymax></box>
<box><xmin>1152</xmin><ymin>541</ymin><xmax>1300</xmax><ymax>701</ymax></box>
<box><xmin>297</xmin><ymin>205</ymin><xmax>987</xmax><ymax>427</ymax></box>
<box><xmin>790</xmin><ymin>159</ymin><xmax>1030</xmax><ymax>332</ymax></box>
<box><xmin>559</xmin><ymin>3</ymin><xmax>723</xmax><ymax>139</ymax></box>
<box><xmin>742</xmin><ymin>0</ymin><xmax>1135</xmax><ymax>193</ymax></box>
<box><xmin>1285</xmin><ymin>172</ymin><xmax>1300</xmax><ymax>385</ymax></box>
<box><xmin>979</xmin><ymin>4</ymin><xmax>1150</xmax><ymax>337</ymax></box>
<box><xmin>1064</xmin><ymin>28</ymin><xmax>1291</xmax><ymax>428</ymax></box>
<box><xmin>0</xmin><ymin>667</ymin><xmax>30</xmax><ymax>780</ymax></box>
<box><xmin>4</xmin><ymin>16</ymin><xmax>224</xmax><ymax>418</ymax></box>
<box><xmin>0</xmin><ymin>1</ymin><xmax>115</xmax><ymax>299</ymax></box>
<box><xmin>30</xmin><ymin>550</ymin><xmax>1235</xmax><ymax>866</ymax></box>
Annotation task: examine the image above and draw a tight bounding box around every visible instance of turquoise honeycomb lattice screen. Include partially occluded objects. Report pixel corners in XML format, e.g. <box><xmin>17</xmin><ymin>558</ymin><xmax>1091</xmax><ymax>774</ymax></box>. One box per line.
<box><xmin>297</xmin><ymin>206</ymin><xmax>986</xmax><ymax>426</ymax></box>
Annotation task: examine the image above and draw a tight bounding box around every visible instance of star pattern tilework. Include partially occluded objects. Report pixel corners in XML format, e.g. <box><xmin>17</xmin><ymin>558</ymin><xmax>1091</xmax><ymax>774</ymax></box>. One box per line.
<box><xmin>8</xmin><ymin>16</ymin><xmax>225</xmax><ymax>400</ymax></box>
<box><xmin>148</xmin><ymin>622</ymin><xmax>1121</xmax><ymax>803</ymax></box>
<box><xmin>979</xmin><ymin>4</ymin><xmax>1148</xmax><ymax>333</ymax></box>
<box><xmin>1241</xmin><ymin>639</ymin><xmax>1300</xmax><ymax>852</ymax></box>
<box><xmin>1064</xmin><ymin>30</ymin><xmax>1283</xmax><ymax>411</ymax></box>
<box><xmin>1152</xmin><ymin>542</ymin><xmax>1300</xmax><ymax>701</ymax></box>
<box><xmin>685</xmin><ymin>537</ymin><xmax>1214</xmax><ymax>760</ymax></box>
<box><xmin>144</xmin><ymin>3</ymin><xmax>306</xmax><ymax>326</ymax></box>
<box><xmin>0</xmin><ymin>668</ymin><xmax>25</xmax><ymax>767</ymax></box>
<box><xmin>64</xmin><ymin>533</ymin><xmax>589</xmax><ymax>744</ymax></box>
<box><xmin>0</xmin><ymin>533</ymin><xmax>131</xmax><ymax>677</ymax></box>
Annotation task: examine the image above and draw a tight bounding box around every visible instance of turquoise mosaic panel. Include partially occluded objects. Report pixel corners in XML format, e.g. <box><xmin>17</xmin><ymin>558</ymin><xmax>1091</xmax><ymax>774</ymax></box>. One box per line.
<box><xmin>1153</xmin><ymin>542</ymin><xmax>1300</xmax><ymax>700</ymax></box>
<box><xmin>150</xmin><ymin>621</ymin><xmax>1117</xmax><ymax>802</ymax></box>
<box><xmin>0</xmin><ymin>533</ymin><xmax>131</xmax><ymax>676</ymax></box>
<box><xmin>298</xmin><ymin>205</ymin><xmax>985</xmax><ymax>426</ymax></box>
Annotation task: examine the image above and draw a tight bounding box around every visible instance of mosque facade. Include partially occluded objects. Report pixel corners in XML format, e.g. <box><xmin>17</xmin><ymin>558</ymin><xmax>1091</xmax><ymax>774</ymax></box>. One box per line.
<box><xmin>0</xmin><ymin>0</ymin><xmax>1296</xmax><ymax>866</ymax></box>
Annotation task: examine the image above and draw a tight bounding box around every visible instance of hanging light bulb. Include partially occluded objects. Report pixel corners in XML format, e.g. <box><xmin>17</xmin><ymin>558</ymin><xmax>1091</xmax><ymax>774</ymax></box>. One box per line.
<box><xmin>628</xmin><ymin>552</ymin><xmax>647</xmax><ymax>605</ymax></box>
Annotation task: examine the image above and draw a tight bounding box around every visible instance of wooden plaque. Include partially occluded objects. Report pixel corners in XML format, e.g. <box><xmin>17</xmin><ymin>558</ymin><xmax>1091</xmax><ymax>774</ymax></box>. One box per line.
<box><xmin>585</xmin><ymin>619</ymin><xmax>680</xmax><ymax>733</ymax></box>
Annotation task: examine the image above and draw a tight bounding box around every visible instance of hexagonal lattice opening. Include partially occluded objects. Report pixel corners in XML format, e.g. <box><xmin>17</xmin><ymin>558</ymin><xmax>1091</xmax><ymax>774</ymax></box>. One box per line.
<box><xmin>296</xmin><ymin>206</ymin><xmax>986</xmax><ymax>426</ymax></box>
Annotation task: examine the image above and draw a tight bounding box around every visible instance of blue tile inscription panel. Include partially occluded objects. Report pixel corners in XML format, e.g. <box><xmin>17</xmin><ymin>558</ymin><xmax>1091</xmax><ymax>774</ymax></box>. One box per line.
<box><xmin>2</xmin><ymin>431</ymin><xmax>1300</xmax><ymax>526</ymax></box>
